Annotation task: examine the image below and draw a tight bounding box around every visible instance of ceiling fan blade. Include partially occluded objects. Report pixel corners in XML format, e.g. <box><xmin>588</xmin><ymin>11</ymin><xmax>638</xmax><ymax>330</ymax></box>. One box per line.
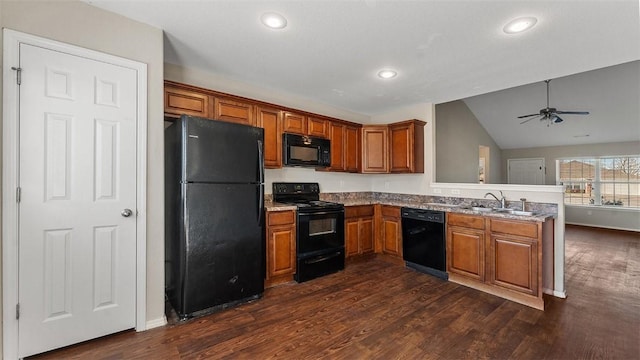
<box><xmin>517</xmin><ymin>113</ymin><xmax>541</xmax><ymax>119</ymax></box>
<box><xmin>520</xmin><ymin>115</ymin><xmax>542</xmax><ymax>124</ymax></box>
<box><xmin>555</xmin><ymin>111</ymin><xmax>590</xmax><ymax>115</ymax></box>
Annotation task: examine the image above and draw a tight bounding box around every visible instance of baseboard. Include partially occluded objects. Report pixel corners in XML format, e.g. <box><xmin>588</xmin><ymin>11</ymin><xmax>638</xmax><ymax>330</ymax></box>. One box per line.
<box><xmin>144</xmin><ymin>316</ymin><xmax>167</xmax><ymax>330</ymax></box>
<box><xmin>565</xmin><ymin>222</ymin><xmax>639</xmax><ymax>233</ymax></box>
<box><xmin>553</xmin><ymin>290</ymin><xmax>567</xmax><ymax>298</ymax></box>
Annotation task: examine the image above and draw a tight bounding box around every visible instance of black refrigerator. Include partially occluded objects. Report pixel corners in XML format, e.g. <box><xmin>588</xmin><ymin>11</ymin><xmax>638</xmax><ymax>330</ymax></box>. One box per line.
<box><xmin>165</xmin><ymin>115</ymin><xmax>265</xmax><ymax>318</ymax></box>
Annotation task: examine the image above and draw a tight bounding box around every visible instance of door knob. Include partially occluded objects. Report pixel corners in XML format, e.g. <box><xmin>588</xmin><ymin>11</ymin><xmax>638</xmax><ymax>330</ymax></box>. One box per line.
<box><xmin>121</xmin><ymin>209</ymin><xmax>133</xmax><ymax>217</ymax></box>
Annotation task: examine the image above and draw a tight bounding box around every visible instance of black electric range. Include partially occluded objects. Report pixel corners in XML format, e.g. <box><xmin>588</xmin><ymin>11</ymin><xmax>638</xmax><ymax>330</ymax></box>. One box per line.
<box><xmin>272</xmin><ymin>182</ymin><xmax>345</xmax><ymax>282</ymax></box>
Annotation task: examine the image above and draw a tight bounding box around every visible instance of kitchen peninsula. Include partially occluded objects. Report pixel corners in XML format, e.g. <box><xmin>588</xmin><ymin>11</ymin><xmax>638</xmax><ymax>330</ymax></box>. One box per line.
<box><xmin>265</xmin><ymin>191</ymin><xmax>556</xmax><ymax>310</ymax></box>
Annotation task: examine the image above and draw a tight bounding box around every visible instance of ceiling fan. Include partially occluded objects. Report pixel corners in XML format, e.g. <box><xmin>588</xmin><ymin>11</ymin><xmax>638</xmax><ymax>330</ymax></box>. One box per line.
<box><xmin>517</xmin><ymin>79</ymin><xmax>589</xmax><ymax>126</ymax></box>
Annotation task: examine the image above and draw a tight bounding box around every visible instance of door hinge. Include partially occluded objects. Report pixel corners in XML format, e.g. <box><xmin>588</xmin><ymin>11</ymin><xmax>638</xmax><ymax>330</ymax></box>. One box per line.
<box><xmin>16</xmin><ymin>303</ymin><xmax>20</xmax><ymax>320</ymax></box>
<box><xmin>16</xmin><ymin>187</ymin><xmax>21</xmax><ymax>203</ymax></box>
<box><xmin>11</xmin><ymin>67</ymin><xmax>22</xmax><ymax>85</ymax></box>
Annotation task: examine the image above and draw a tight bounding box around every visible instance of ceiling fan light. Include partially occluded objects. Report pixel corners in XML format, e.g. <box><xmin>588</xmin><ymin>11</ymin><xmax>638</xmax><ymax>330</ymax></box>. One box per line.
<box><xmin>552</xmin><ymin>115</ymin><xmax>564</xmax><ymax>124</ymax></box>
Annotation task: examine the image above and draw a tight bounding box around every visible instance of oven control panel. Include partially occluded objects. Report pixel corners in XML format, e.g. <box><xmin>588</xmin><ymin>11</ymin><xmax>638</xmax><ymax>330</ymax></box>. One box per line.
<box><xmin>273</xmin><ymin>182</ymin><xmax>320</xmax><ymax>195</ymax></box>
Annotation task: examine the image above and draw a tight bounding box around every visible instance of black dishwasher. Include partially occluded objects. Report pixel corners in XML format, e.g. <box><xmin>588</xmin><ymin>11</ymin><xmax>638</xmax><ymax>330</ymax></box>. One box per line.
<box><xmin>401</xmin><ymin>207</ymin><xmax>448</xmax><ymax>280</ymax></box>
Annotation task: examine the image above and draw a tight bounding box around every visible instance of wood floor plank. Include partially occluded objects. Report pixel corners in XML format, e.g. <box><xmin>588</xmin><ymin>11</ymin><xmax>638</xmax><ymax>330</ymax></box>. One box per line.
<box><xmin>28</xmin><ymin>225</ymin><xmax>640</xmax><ymax>359</ymax></box>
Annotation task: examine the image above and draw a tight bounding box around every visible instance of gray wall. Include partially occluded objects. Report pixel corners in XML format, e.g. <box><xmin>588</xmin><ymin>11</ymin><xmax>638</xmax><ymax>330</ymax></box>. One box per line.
<box><xmin>0</xmin><ymin>0</ymin><xmax>166</xmax><ymax>348</ymax></box>
<box><xmin>502</xmin><ymin>141</ymin><xmax>640</xmax><ymax>231</ymax></box>
<box><xmin>435</xmin><ymin>100</ymin><xmax>502</xmax><ymax>183</ymax></box>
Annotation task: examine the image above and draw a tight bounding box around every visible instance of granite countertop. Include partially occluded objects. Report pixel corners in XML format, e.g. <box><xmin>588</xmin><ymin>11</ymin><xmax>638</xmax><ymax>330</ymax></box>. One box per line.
<box><xmin>264</xmin><ymin>201</ymin><xmax>297</xmax><ymax>212</ymax></box>
<box><xmin>341</xmin><ymin>199</ymin><xmax>554</xmax><ymax>222</ymax></box>
<box><xmin>265</xmin><ymin>193</ymin><xmax>556</xmax><ymax>222</ymax></box>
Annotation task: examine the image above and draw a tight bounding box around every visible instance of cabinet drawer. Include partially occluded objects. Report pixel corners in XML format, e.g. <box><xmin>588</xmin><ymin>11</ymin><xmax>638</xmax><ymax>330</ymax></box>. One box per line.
<box><xmin>268</xmin><ymin>210</ymin><xmax>295</xmax><ymax>226</ymax></box>
<box><xmin>490</xmin><ymin>219</ymin><xmax>538</xmax><ymax>238</ymax></box>
<box><xmin>345</xmin><ymin>205</ymin><xmax>374</xmax><ymax>218</ymax></box>
<box><xmin>448</xmin><ymin>213</ymin><xmax>485</xmax><ymax>230</ymax></box>
<box><xmin>381</xmin><ymin>206</ymin><xmax>400</xmax><ymax>218</ymax></box>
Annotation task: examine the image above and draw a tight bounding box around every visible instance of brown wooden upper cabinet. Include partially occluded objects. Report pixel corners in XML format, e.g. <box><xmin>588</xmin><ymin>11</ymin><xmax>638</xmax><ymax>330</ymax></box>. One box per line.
<box><xmin>362</xmin><ymin>125</ymin><xmax>389</xmax><ymax>173</ymax></box>
<box><xmin>327</xmin><ymin>121</ymin><xmax>360</xmax><ymax>173</ymax></box>
<box><xmin>389</xmin><ymin>120</ymin><xmax>425</xmax><ymax>173</ymax></box>
<box><xmin>307</xmin><ymin>116</ymin><xmax>329</xmax><ymax>138</ymax></box>
<box><xmin>164</xmin><ymin>83</ymin><xmax>211</xmax><ymax>119</ymax></box>
<box><xmin>255</xmin><ymin>106</ymin><xmax>282</xmax><ymax>168</ymax></box>
<box><xmin>214</xmin><ymin>97</ymin><xmax>255</xmax><ymax>126</ymax></box>
<box><xmin>344</xmin><ymin>125</ymin><xmax>360</xmax><ymax>172</ymax></box>
<box><xmin>283</xmin><ymin>111</ymin><xmax>307</xmax><ymax>135</ymax></box>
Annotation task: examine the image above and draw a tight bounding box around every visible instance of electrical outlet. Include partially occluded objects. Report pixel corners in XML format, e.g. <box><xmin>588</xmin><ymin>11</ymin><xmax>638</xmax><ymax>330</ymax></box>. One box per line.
<box><xmin>451</xmin><ymin>189</ymin><xmax>461</xmax><ymax>195</ymax></box>
<box><xmin>587</xmin><ymin>210</ymin><xmax>592</xmax><ymax>215</ymax></box>
<box><xmin>339</xmin><ymin>180</ymin><xmax>345</xmax><ymax>188</ymax></box>
<box><xmin>433</xmin><ymin>188</ymin><xmax>442</xmax><ymax>194</ymax></box>
<box><xmin>384</xmin><ymin>181</ymin><xmax>390</xmax><ymax>189</ymax></box>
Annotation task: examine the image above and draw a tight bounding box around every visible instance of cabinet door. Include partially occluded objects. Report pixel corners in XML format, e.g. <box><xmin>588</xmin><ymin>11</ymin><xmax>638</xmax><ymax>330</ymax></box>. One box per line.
<box><xmin>214</xmin><ymin>97</ymin><xmax>254</xmax><ymax>126</ymax></box>
<box><xmin>360</xmin><ymin>217</ymin><xmax>374</xmax><ymax>254</ymax></box>
<box><xmin>489</xmin><ymin>234</ymin><xmax>538</xmax><ymax>295</ymax></box>
<box><xmin>266</xmin><ymin>224</ymin><xmax>296</xmax><ymax>278</ymax></box>
<box><xmin>381</xmin><ymin>218</ymin><xmax>402</xmax><ymax>257</ymax></box>
<box><xmin>256</xmin><ymin>106</ymin><xmax>282</xmax><ymax>168</ymax></box>
<box><xmin>345</xmin><ymin>125</ymin><xmax>360</xmax><ymax>173</ymax></box>
<box><xmin>447</xmin><ymin>226</ymin><xmax>485</xmax><ymax>281</ymax></box>
<box><xmin>389</xmin><ymin>123</ymin><xmax>413</xmax><ymax>173</ymax></box>
<box><xmin>345</xmin><ymin>218</ymin><xmax>361</xmax><ymax>257</ymax></box>
<box><xmin>389</xmin><ymin>120</ymin><xmax>425</xmax><ymax>173</ymax></box>
<box><xmin>329</xmin><ymin>122</ymin><xmax>345</xmax><ymax>171</ymax></box>
<box><xmin>164</xmin><ymin>85</ymin><xmax>210</xmax><ymax>118</ymax></box>
<box><xmin>362</xmin><ymin>126</ymin><xmax>389</xmax><ymax>173</ymax></box>
<box><xmin>283</xmin><ymin>112</ymin><xmax>307</xmax><ymax>135</ymax></box>
<box><xmin>307</xmin><ymin>117</ymin><xmax>329</xmax><ymax>138</ymax></box>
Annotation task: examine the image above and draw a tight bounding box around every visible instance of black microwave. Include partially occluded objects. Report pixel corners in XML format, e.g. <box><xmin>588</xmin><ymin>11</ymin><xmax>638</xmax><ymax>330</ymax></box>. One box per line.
<box><xmin>283</xmin><ymin>133</ymin><xmax>331</xmax><ymax>167</ymax></box>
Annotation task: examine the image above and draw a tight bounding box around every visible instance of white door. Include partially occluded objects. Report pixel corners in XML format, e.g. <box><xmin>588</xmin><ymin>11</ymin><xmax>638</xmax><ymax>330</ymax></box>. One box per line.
<box><xmin>18</xmin><ymin>43</ymin><xmax>138</xmax><ymax>358</ymax></box>
<box><xmin>508</xmin><ymin>158</ymin><xmax>546</xmax><ymax>185</ymax></box>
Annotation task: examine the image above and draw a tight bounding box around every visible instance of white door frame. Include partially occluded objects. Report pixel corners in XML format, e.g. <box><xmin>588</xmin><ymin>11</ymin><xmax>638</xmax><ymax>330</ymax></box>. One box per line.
<box><xmin>2</xmin><ymin>29</ymin><xmax>147</xmax><ymax>359</ymax></box>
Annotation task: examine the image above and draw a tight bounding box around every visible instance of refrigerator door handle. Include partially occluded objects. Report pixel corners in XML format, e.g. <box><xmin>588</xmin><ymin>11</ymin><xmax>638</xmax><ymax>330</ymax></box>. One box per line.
<box><xmin>257</xmin><ymin>140</ymin><xmax>264</xmax><ymax>184</ymax></box>
<box><xmin>257</xmin><ymin>184</ymin><xmax>264</xmax><ymax>225</ymax></box>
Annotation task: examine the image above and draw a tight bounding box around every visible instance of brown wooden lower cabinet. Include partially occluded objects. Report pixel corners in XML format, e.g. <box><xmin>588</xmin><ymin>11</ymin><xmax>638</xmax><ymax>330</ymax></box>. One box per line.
<box><xmin>265</xmin><ymin>210</ymin><xmax>296</xmax><ymax>287</ymax></box>
<box><xmin>378</xmin><ymin>205</ymin><xmax>402</xmax><ymax>258</ymax></box>
<box><xmin>345</xmin><ymin>206</ymin><xmax>374</xmax><ymax>258</ymax></box>
<box><xmin>447</xmin><ymin>225</ymin><xmax>485</xmax><ymax>282</ymax></box>
<box><xmin>446</xmin><ymin>213</ymin><xmax>548</xmax><ymax>310</ymax></box>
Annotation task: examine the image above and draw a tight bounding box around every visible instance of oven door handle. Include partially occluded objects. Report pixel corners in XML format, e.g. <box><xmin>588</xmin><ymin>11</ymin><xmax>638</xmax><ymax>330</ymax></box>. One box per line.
<box><xmin>304</xmin><ymin>252</ymin><xmax>343</xmax><ymax>265</ymax></box>
<box><xmin>298</xmin><ymin>210</ymin><xmax>344</xmax><ymax>217</ymax></box>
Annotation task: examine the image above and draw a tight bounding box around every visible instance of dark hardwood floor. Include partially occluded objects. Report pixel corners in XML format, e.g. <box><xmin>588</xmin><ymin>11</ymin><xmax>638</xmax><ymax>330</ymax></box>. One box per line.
<box><xmin>30</xmin><ymin>225</ymin><xmax>640</xmax><ymax>359</ymax></box>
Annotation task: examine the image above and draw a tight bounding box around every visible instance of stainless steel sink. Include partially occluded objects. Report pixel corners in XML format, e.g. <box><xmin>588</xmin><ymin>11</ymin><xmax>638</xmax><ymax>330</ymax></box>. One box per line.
<box><xmin>471</xmin><ymin>206</ymin><xmax>492</xmax><ymax>212</ymax></box>
<box><xmin>510</xmin><ymin>210</ymin><xmax>534</xmax><ymax>216</ymax></box>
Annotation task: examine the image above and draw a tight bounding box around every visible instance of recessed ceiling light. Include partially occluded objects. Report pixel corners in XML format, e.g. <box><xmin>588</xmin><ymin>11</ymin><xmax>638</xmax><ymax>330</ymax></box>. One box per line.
<box><xmin>503</xmin><ymin>17</ymin><xmax>537</xmax><ymax>34</ymax></box>
<box><xmin>573</xmin><ymin>134</ymin><xmax>591</xmax><ymax>138</ymax></box>
<box><xmin>377</xmin><ymin>69</ymin><xmax>398</xmax><ymax>79</ymax></box>
<box><xmin>261</xmin><ymin>12</ymin><xmax>287</xmax><ymax>29</ymax></box>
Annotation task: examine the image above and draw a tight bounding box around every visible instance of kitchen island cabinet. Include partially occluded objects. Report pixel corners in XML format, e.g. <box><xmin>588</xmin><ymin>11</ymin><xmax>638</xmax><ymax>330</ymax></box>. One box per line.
<box><xmin>447</xmin><ymin>213</ymin><xmax>552</xmax><ymax>310</ymax></box>
<box><xmin>265</xmin><ymin>210</ymin><xmax>296</xmax><ymax>287</ymax></box>
<box><xmin>345</xmin><ymin>205</ymin><xmax>374</xmax><ymax>258</ymax></box>
<box><xmin>447</xmin><ymin>213</ymin><xmax>485</xmax><ymax>282</ymax></box>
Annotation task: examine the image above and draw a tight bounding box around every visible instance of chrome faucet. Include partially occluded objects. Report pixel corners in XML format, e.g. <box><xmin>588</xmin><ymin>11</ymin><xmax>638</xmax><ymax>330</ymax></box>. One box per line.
<box><xmin>485</xmin><ymin>191</ymin><xmax>506</xmax><ymax>209</ymax></box>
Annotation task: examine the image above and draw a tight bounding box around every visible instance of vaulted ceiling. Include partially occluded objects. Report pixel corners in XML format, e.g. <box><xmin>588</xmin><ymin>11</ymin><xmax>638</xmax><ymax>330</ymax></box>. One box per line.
<box><xmin>87</xmin><ymin>1</ymin><xmax>639</xmax><ymax>148</ymax></box>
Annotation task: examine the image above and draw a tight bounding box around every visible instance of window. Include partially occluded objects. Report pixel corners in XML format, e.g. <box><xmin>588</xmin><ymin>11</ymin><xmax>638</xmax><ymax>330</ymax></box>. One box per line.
<box><xmin>557</xmin><ymin>156</ymin><xmax>640</xmax><ymax>208</ymax></box>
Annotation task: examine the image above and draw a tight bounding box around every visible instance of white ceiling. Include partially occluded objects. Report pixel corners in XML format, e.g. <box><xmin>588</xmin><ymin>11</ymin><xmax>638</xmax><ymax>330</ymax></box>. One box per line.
<box><xmin>87</xmin><ymin>0</ymin><xmax>639</xmax><ymax>147</ymax></box>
